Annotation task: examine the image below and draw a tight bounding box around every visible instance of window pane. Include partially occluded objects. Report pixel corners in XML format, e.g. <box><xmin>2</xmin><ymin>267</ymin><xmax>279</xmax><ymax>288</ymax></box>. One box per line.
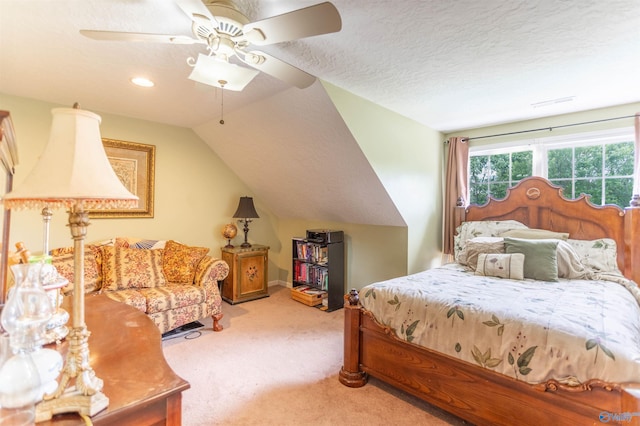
<box><xmin>489</xmin><ymin>183</ymin><xmax>508</xmax><ymax>200</ymax></box>
<box><xmin>492</xmin><ymin>154</ymin><xmax>510</xmax><ymax>182</ymax></box>
<box><xmin>470</xmin><ymin>184</ymin><xmax>488</xmax><ymax>205</ymax></box>
<box><xmin>605</xmin><ymin>141</ymin><xmax>634</xmax><ymax>176</ymax></box>
<box><xmin>470</xmin><ymin>156</ymin><xmax>489</xmax><ymax>184</ymax></box>
<box><xmin>576</xmin><ymin>178</ymin><xmax>602</xmax><ymax>205</ymax></box>
<box><xmin>548</xmin><ymin>148</ymin><xmax>572</xmax><ymax>179</ymax></box>
<box><xmin>550</xmin><ymin>179</ymin><xmax>573</xmax><ymax>198</ymax></box>
<box><xmin>575</xmin><ymin>146</ymin><xmax>602</xmax><ymax>178</ymax></box>
<box><xmin>605</xmin><ymin>177</ymin><xmax>633</xmax><ymax>207</ymax></box>
<box><xmin>470</xmin><ymin>132</ymin><xmax>633</xmax><ymax>209</ymax></box>
<box><xmin>512</xmin><ymin>151</ymin><xmax>533</xmax><ymax>180</ymax></box>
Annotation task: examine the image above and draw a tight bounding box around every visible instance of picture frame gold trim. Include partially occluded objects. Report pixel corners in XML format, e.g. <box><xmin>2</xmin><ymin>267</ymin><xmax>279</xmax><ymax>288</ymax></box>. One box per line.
<box><xmin>90</xmin><ymin>138</ymin><xmax>155</xmax><ymax>219</ymax></box>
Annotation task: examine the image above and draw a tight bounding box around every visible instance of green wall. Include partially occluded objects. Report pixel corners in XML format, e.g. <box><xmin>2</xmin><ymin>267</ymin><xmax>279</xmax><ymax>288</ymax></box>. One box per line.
<box><xmin>275</xmin><ymin>220</ymin><xmax>407</xmax><ymax>292</ymax></box>
<box><xmin>6</xmin><ymin>93</ymin><xmax>629</xmax><ymax>294</ymax></box>
<box><xmin>0</xmin><ymin>91</ymin><xmax>445</xmax><ymax>293</ymax></box>
<box><xmin>272</xmin><ymin>83</ymin><xmax>447</xmax><ymax>290</ymax></box>
<box><xmin>322</xmin><ymin>82</ymin><xmax>445</xmax><ymax>275</ymax></box>
<box><xmin>0</xmin><ymin>93</ymin><xmax>256</xmax><ymax>259</ymax></box>
<box><xmin>445</xmin><ymin>103</ymin><xmax>640</xmax><ymax>146</ymax></box>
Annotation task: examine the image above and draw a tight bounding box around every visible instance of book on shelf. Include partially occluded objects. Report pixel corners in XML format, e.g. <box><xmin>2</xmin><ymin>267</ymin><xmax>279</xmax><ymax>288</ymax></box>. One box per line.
<box><xmin>294</xmin><ymin>240</ymin><xmax>329</xmax><ymax>264</ymax></box>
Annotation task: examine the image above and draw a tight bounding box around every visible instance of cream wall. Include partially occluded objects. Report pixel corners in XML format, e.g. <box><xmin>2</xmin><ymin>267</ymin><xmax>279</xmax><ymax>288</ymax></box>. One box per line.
<box><xmin>274</xmin><ymin>220</ymin><xmax>407</xmax><ymax>292</ymax></box>
<box><xmin>273</xmin><ymin>85</ymin><xmax>447</xmax><ymax>292</ymax></box>
<box><xmin>445</xmin><ymin>102</ymin><xmax>640</xmax><ymax>146</ymax></box>
<box><xmin>7</xmin><ymin>93</ymin><xmax>629</xmax><ymax>295</ymax></box>
<box><xmin>0</xmin><ymin>92</ymin><xmax>442</xmax><ymax>292</ymax></box>
<box><xmin>0</xmin><ymin>93</ymin><xmax>263</xmax><ymax>261</ymax></box>
<box><xmin>322</xmin><ymin>82</ymin><xmax>444</xmax><ymax>275</ymax></box>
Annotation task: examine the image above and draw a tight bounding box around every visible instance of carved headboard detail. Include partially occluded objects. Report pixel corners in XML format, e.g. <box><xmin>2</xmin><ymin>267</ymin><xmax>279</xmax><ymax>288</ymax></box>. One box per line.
<box><xmin>455</xmin><ymin>176</ymin><xmax>640</xmax><ymax>283</ymax></box>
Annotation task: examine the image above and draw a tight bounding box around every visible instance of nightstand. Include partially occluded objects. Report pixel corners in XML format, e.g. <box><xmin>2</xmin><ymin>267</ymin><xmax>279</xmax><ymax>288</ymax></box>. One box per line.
<box><xmin>220</xmin><ymin>244</ymin><xmax>269</xmax><ymax>304</ymax></box>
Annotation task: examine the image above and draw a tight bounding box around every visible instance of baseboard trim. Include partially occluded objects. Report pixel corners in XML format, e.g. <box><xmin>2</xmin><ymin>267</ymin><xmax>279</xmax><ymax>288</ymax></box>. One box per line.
<box><xmin>268</xmin><ymin>280</ymin><xmax>291</xmax><ymax>288</ymax></box>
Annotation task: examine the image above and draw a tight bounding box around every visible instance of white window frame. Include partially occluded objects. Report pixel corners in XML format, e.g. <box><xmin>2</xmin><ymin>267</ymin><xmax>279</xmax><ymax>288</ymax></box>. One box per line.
<box><xmin>468</xmin><ymin>127</ymin><xmax>634</xmax><ymax>204</ymax></box>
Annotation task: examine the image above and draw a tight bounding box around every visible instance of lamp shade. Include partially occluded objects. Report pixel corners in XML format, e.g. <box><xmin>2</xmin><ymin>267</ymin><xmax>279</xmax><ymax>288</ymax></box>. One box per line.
<box><xmin>232</xmin><ymin>196</ymin><xmax>259</xmax><ymax>219</ymax></box>
<box><xmin>2</xmin><ymin>107</ymin><xmax>138</xmax><ymax>211</ymax></box>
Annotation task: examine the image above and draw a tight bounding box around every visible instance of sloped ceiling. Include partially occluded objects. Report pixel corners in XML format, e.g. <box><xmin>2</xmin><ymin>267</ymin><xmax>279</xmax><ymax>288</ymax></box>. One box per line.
<box><xmin>1</xmin><ymin>1</ymin><xmax>638</xmax><ymax>226</ymax></box>
<box><xmin>193</xmin><ymin>81</ymin><xmax>405</xmax><ymax>226</ymax></box>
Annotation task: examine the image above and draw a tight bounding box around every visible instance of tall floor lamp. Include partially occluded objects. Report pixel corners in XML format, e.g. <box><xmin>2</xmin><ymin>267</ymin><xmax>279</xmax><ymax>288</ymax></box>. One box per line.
<box><xmin>2</xmin><ymin>105</ymin><xmax>138</xmax><ymax>420</ymax></box>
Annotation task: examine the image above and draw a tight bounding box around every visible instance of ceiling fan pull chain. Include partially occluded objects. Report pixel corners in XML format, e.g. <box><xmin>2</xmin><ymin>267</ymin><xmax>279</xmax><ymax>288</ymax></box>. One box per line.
<box><xmin>219</xmin><ymin>80</ymin><xmax>226</xmax><ymax>125</ymax></box>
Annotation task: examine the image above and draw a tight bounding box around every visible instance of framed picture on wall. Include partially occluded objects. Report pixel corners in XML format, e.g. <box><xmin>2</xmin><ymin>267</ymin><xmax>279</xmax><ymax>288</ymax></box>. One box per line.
<box><xmin>90</xmin><ymin>138</ymin><xmax>155</xmax><ymax>218</ymax></box>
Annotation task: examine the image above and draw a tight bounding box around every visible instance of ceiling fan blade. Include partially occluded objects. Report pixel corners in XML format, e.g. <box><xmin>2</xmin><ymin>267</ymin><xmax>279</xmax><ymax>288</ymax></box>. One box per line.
<box><xmin>80</xmin><ymin>30</ymin><xmax>202</xmax><ymax>45</ymax></box>
<box><xmin>175</xmin><ymin>0</ymin><xmax>219</xmax><ymax>27</ymax></box>
<box><xmin>244</xmin><ymin>2</ymin><xmax>341</xmax><ymax>46</ymax></box>
<box><xmin>240</xmin><ymin>50</ymin><xmax>316</xmax><ymax>89</ymax></box>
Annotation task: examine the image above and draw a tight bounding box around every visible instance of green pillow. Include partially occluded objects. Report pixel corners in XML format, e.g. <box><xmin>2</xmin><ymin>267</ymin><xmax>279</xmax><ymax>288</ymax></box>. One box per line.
<box><xmin>503</xmin><ymin>237</ymin><xmax>559</xmax><ymax>281</ymax></box>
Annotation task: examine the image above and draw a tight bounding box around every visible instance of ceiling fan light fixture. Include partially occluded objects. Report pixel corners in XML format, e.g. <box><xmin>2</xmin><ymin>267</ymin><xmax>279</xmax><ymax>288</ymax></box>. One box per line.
<box><xmin>81</xmin><ymin>0</ymin><xmax>342</xmax><ymax>90</ymax></box>
<box><xmin>188</xmin><ymin>53</ymin><xmax>258</xmax><ymax>91</ymax></box>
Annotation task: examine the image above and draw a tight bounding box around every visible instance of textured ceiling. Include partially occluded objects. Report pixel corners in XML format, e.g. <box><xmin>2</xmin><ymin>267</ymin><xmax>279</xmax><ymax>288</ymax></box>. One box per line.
<box><xmin>1</xmin><ymin>0</ymin><xmax>637</xmax><ymax>131</ymax></box>
<box><xmin>1</xmin><ymin>1</ymin><xmax>638</xmax><ymax>226</ymax></box>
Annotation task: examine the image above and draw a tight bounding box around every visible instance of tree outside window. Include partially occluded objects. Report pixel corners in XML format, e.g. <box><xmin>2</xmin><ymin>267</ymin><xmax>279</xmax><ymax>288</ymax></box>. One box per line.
<box><xmin>468</xmin><ymin>134</ymin><xmax>634</xmax><ymax>208</ymax></box>
<box><xmin>469</xmin><ymin>151</ymin><xmax>532</xmax><ymax>205</ymax></box>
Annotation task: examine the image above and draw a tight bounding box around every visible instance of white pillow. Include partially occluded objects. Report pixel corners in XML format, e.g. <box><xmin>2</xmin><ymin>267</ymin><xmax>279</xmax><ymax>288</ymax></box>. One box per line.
<box><xmin>475</xmin><ymin>253</ymin><xmax>525</xmax><ymax>280</ymax></box>
<box><xmin>458</xmin><ymin>237</ymin><xmax>504</xmax><ymax>269</ymax></box>
<box><xmin>556</xmin><ymin>240</ymin><xmax>586</xmax><ymax>279</ymax></box>
<box><xmin>454</xmin><ymin>220</ymin><xmax>528</xmax><ymax>263</ymax></box>
<box><xmin>566</xmin><ymin>238</ymin><xmax>620</xmax><ymax>273</ymax></box>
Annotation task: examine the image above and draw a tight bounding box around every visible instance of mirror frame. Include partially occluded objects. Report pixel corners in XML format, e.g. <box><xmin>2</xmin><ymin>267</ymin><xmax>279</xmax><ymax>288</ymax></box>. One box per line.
<box><xmin>0</xmin><ymin>111</ymin><xmax>19</xmax><ymax>304</ymax></box>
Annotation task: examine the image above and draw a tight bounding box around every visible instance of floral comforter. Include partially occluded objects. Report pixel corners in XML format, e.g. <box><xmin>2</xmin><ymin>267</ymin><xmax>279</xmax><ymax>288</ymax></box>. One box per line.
<box><xmin>359</xmin><ymin>264</ymin><xmax>640</xmax><ymax>386</ymax></box>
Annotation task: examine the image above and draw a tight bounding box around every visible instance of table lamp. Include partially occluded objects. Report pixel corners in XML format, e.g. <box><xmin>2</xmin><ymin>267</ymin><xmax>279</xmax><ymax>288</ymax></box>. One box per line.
<box><xmin>232</xmin><ymin>196</ymin><xmax>259</xmax><ymax>248</ymax></box>
<box><xmin>1</xmin><ymin>104</ymin><xmax>138</xmax><ymax>420</ymax></box>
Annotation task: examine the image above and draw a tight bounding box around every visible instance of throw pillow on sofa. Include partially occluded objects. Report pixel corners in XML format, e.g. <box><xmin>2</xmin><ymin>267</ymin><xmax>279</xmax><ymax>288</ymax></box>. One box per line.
<box><xmin>101</xmin><ymin>245</ymin><xmax>166</xmax><ymax>291</ymax></box>
<box><xmin>115</xmin><ymin>237</ymin><xmax>166</xmax><ymax>250</ymax></box>
<box><xmin>52</xmin><ymin>250</ymin><xmax>102</xmax><ymax>293</ymax></box>
<box><xmin>163</xmin><ymin>240</ymin><xmax>209</xmax><ymax>283</ymax></box>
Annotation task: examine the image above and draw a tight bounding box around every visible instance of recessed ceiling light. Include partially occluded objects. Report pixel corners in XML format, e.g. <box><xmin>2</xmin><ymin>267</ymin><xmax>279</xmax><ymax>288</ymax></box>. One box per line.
<box><xmin>130</xmin><ymin>77</ymin><xmax>154</xmax><ymax>88</ymax></box>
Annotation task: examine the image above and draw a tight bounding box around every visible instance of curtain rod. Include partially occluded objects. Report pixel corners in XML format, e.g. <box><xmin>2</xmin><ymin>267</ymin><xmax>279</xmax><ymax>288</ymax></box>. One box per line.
<box><xmin>456</xmin><ymin>114</ymin><xmax>636</xmax><ymax>142</ymax></box>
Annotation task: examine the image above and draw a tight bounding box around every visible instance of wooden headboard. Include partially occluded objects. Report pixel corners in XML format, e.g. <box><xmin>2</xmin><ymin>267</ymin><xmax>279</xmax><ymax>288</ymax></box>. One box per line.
<box><xmin>455</xmin><ymin>177</ymin><xmax>640</xmax><ymax>283</ymax></box>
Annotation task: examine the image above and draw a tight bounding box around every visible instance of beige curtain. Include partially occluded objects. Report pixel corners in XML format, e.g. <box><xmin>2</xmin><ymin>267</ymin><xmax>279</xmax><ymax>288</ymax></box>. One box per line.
<box><xmin>632</xmin><ymin>113</ymin><xmax>640</xmax><ymax>206</ymax></box>
<box><xmin>443</xmin><ymin>136</ymin><xmax>469</xmax><ymax>255</ymax></box>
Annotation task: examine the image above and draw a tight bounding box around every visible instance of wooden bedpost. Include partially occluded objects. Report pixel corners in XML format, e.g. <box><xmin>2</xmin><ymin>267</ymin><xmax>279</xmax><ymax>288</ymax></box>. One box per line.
<box><xmin>625</xmin><ymin>205</ymin><xmax>640</xmax><ymax>284</ymax></box>
<box><xmin>339</xmin><ymin>289</ymin><xmax>367</xmax><ymax>387</ymax></box>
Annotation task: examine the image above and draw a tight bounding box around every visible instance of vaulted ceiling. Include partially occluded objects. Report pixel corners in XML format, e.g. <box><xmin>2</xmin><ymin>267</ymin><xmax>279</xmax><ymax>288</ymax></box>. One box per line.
<box><xmin>1</xmin><ymin>1</ymin><xmax>638</xmax><ymax>226</ymax></box>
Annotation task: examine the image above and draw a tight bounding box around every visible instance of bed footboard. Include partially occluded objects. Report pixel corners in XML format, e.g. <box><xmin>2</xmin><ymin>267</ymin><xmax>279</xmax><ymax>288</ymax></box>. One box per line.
<box><xmin>339</xmin><ymin>289</ymin><xmax>640</xmax><ymax>426</ymax></box>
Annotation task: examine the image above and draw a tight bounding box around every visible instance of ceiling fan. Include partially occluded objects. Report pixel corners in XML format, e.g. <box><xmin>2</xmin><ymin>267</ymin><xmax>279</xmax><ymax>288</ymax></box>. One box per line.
<box><xmin>80</xmin><ymin>0</ymin><xmax>342</xmax><ymax>91</ymax></box>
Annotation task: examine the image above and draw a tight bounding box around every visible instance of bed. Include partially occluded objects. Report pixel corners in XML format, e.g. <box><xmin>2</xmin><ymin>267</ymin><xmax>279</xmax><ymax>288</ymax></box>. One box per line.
<box><xmin>339</xmin><ymin>176</ymin><xmax>640</xmax><ymax>425</ymax></box>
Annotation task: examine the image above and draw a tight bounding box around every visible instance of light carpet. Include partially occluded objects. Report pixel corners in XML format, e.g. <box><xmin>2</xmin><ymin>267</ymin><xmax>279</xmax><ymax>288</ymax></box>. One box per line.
<box><xmin>162</xmin><ymin>286</ymin><xmax>467</xmax><ymax>426</ymax></box>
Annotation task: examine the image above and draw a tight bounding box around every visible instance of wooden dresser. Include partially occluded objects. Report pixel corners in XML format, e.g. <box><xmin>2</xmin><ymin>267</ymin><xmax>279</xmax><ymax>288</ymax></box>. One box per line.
<box><xmin>33</xmin><ymin>294</ymin><xmax>189</xmax><ymax>425</ymax></box>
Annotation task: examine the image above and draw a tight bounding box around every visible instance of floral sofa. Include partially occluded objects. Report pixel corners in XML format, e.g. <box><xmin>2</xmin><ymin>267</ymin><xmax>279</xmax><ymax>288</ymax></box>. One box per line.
<box><xmin>51</xmin><ymin>237</ymin><xmax>229</xmax><ymax>334</ymax></box>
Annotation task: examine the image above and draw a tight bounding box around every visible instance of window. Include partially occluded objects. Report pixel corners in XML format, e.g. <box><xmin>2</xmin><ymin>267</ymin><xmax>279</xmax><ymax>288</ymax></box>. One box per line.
<box><xmin>469</xmin><ymin>149</ymin><xmax>532</xmax><ymax>204</ymax></box>
<box><xmin>468</xmin><ymin>128</ymin><xmax>635</xmax><ymax>208</ymax></box>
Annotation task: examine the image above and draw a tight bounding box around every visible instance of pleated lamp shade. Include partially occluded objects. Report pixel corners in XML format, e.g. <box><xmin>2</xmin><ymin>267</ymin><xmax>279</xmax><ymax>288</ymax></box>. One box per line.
<box><xmin>2</xmin><ymin>107</ymin><xmax>138</xmax><ymax>210</ymax></box>
<box><xmin>232</xmin><ymin>196</ymin><xmax>259</xmax><ymax>219</ymax></box>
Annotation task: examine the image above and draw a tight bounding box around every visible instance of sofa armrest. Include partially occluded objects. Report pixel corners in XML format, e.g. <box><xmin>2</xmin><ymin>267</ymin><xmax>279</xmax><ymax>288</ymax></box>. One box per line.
<box><xmin>194</xmin><ymin>255</ymin><xmax>229</xmax><ymax>289</ymax></box>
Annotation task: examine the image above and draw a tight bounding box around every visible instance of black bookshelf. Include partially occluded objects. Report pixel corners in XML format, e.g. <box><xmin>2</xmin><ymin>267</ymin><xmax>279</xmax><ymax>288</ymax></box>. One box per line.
<box><xmin>292</xmin><ymin>230</ymin><xmax>344</xmax><ymax>312</ymax></box>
